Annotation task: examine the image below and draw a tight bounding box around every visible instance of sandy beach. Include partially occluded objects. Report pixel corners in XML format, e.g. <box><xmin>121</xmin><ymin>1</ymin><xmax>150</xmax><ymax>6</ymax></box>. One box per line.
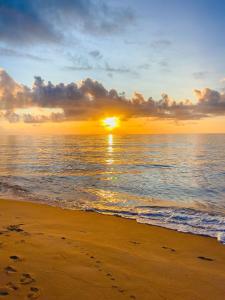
<box><xmin>0</xmin><ymin>199</ymin><xmax>225</xmax><ymax>300</ymax></box>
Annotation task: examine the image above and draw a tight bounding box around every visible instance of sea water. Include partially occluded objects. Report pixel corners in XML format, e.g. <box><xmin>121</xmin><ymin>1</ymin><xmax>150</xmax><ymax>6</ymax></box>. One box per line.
<box><xmin>0</xmin><ymin>134</ymin><xmax>225</xmax><ymax>243</ymax></box>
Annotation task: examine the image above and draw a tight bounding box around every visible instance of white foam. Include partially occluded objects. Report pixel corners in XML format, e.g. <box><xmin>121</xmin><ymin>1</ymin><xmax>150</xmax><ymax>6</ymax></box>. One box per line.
<box><xmin>91</xmin><ymin>206</ymin><xmax>225</xmax><ymax>244</ymax></box>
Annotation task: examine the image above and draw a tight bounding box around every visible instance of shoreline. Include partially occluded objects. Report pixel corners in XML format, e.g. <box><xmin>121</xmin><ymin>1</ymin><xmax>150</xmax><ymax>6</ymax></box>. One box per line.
<box><xmin>0</xmin><ymin>198</ymin><xmax>225</xmax><ymax>299</ymax></box>
<box><xmin>1</xmin><ymin>196</ymin><xmax>224</xmax><ymax>245</ymax></box>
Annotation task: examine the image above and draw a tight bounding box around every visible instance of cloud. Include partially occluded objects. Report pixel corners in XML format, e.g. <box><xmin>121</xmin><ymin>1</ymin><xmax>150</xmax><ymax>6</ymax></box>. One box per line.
<box><xmin>0</xmin><ymin>68</ymin><xmax>20</xmax><ymax>94</ymax></box>
<box><xmin>64</xmin><ymin>65</ymin><xmax>93</xmax><ymax>71</ymax></box>
<box><xmin>193</xmin><ymin>88</ymin><xmax>225</xmax><ymax>115</ymax></box>
<box><xmin>103</xmin><ymin>62</ymin><xmax>135</xmax><ymax>74</ymax></box>
<box><xmin>65</xmin><ymin>54</ymin><xmax>93</xmax><ymax>71</ymax></box>
<box><xmin>1</xmin><ymin>69</ymin><xmax>225</xmax><ymax>123</ymax></box>
<box><xmin>0</xmin><ymin>0</ymin><xmax>134</xmax><ymax>45</ymax></box>
<box><xmin>193</xmin><ymin>71</ymin><xmax>208</xmax><ymax>79</ymax></box>
<box><xmin>65</xmin><ymin>53</ymin><xmax>137</xmax><ymax>76</ymax></box>
<box><xmin>151</xmin><ymin>39</ymin><xmax>172</xmax><ymax>50</ymax></box>
<box><xmin>89</xmin><ymin>50</ymin><xmax>103</xmax><ymax>60</ymax></box>
<box><xmin>64</xmin><ymin>59</ymin><xmax>137</xmax><ymax>75</ymax></box>
<box><xmin>0</xmin><ymin>47</ymin><xmax>49</xmax><ymax>62</ymax></box>
<box><xmin>158</xmin><ymin>59</ymin><xmax>171</xmax><ymax>73</ymax></box>
<box><xmin>159</xmin><ymin>60</ymin><xmax>169</xmax><ymax>67</ymax></box>
<box><xmin>0</xmin><ymin>1</ymin><xmax>60</xmax><ymax>45</ymax></box>
<box><xmin>138</xmin><ymin>63</ymin><xmax>150</xmax><ymax>70</ymax></box>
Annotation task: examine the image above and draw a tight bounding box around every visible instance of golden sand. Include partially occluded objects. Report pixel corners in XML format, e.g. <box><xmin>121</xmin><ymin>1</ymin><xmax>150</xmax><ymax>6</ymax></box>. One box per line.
<box><xmin>0</xmin><ymin>199</ymin><xmax>225</xmax><ymax>300</ymax></box>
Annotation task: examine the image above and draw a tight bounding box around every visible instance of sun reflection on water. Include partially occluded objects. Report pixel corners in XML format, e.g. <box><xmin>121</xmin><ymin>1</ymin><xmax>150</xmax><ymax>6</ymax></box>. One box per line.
<box><xmin>106</xmin><ymin>134</ymin><xmax>114</xmax><ymax>164</ymax></box>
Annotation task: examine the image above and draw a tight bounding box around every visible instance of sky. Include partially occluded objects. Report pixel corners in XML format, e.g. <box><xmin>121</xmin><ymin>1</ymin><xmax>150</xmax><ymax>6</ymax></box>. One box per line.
<box><xmin>0</xmin><ymin>0</ymin><xmax>225</xmax><ymax>134</ymax></box>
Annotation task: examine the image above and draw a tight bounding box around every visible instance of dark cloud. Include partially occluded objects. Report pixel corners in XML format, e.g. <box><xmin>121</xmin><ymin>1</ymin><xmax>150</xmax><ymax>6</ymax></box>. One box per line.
<box><xmin>65</xmin><ymin>52</ymin><xmax>137</xmax><ymax>76</ymax></box>
<box><xmin>1</xmin><ymin>69</ymin><xmax>225</xmax><ymax>123</ymax></box>
<box><xmin>64</xmin><ymin>54</ymin><xmax>93</xmax><ymax>71</ymax></box>
<box><xmin>0</xmin><ymin>0</ymin><xmax>134</xmax><ymax>45</ymax></box>
<box><xmin>0</xmin><ymin>47</ymin><xmax>49</xmax><ymax>62</ymax></box>
<box><xmin>194</xmin><ymin>88</ymin><xmax>225</xmax><ymax>115</ymax></box>
<box><xmin>64</xmin><ymin>60</ymin><xmax>137</xmax><ymax>75</ymax></box>
<box><xmin>0</xmin><ymin>1</ymin><xmax>60</xmax><ymax>45</ymax></box>
<box><xmin>89</xmin><ymin>50</ymin><xmax>102</xmax><ymax>60</ymax></box>
<box><xmin>103</xmin><ymin>62</ymin><xmax>135</xmax><ymax>74</ymax></box>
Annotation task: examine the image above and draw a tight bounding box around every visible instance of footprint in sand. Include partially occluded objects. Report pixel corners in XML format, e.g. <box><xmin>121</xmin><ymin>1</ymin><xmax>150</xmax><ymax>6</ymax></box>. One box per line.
<box><xmin>105</xmin><ymin>272</ymin><xmax>116</xmax><ymax>282</ymax></box>
<box><xmin>9</xmin><ymin>255</ymin><xmax>21</xmax><ymax>262</ymax></box>
<box><xmin>129</xmin><ymin>241</ymin><xmax>141</xmax><ymax>245</ymax></box>
<box><xmin>84</xmin><ymin>252</ymin><xmax>130</xmax><ymax>296</ymax></box>
<box><xmin>111</xmin><ymin>285</ymin><xmax>124</xmax><ymax>294</ymax></box>
<box><xmin>6</xmin><ymin>282</ymin><xmax>19</xmax><ymax>291</ymax></box>
<box><xmin>162</xmin><ymin>246</ymin><xmax>176</xmax><ymax>252</ymax></box>
<box><xmin>0</xmin><ymin>288</ymin><xmax>9</xmax><ymax>297</ymax></box>
<box><xmin>6</xmin><ymin>224</ymin><xmax>24</xmax><ymax>233</ymax></box>
<box><xmin>112</xmin><ymin>285</ymin><xmax>118</xmax><ymax>289</ymax></box>
<box><xmin>4</xmin><ymin>266</ymin><xmax>17</xmax><ymax>274</ymax></box>
<box><xmin>27</xmin><ymin>287</ymin><xmax>40</xmax><ymax>299</ymax></box>
<box><xmin>20</xmin><ymin>273</ymin><xmax>35</xmax><ymax>285</ymax></box>
<box><xmin>197</xmin><ymin>256</ymin><xmax>214</xmax><ymax>261</ymax></box>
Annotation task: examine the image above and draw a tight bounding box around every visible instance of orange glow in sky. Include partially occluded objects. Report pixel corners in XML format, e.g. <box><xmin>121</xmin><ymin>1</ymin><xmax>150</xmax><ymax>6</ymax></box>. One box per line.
<box><xmin>1</xmin><ymin>116</ymin><xmax>225</xmax><ymax>135</ymax></box>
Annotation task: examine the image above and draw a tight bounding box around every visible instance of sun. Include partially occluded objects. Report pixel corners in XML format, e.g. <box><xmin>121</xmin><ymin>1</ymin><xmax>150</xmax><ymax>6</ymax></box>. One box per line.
<box><xmin>101</xmin><ymin>116</ymin><xmax>120</xmax><ymax>131</ymax></box>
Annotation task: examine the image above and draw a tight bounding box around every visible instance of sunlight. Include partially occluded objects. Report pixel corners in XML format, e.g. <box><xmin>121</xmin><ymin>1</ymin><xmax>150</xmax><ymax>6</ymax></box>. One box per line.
<box><xmin>106</xmin><ymin>134</ymin><xmax>114</xmax><ymax>164</ymax></box>
<box><xmin>101</xmin><ymin>117</ymin><xmax>120</xmax><ymax>131</ymax></box>
<box><xmin>107</xmin><ymin>133</ymin><xmax>113</xmax><ymax>154</ymax></box>
<box><xmin>108</xmin><ymin>134</ymin><xmax>113</xmax><ymax>146</ymax></box>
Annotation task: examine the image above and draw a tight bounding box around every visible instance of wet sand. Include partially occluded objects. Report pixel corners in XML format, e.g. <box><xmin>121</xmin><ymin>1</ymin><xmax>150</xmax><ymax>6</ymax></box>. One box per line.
<box><xmin>0</xmin><ymin>198</ymin><xmax>225</xmax><ymax>300</ymax></box>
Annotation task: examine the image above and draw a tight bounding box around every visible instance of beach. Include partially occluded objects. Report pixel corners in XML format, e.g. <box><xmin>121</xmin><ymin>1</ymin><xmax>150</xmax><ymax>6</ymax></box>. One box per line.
<box><xmin>0</xmin><ymin>199</ymin><xmax>225</xmax><ymax>300</ymax></box>
<box><xmin>1</xmin><ymin>0</ymin><xmax>225</xmax><ymax>298</ymax></box>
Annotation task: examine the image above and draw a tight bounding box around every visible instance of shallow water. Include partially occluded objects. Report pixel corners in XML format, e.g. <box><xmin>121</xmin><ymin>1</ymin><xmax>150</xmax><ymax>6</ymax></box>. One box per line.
<box><xmin>0</xmin><ymin>134</ymin><xmax>225</xmax><ymax>243</ymax></box>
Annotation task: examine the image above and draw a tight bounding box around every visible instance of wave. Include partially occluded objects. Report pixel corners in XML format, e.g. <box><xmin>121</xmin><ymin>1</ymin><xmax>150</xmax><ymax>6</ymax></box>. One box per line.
<box><xmin>86</xmin><ymin>206</ymin><xmax>225</xmax><ymax>244</ymax></box>
<box><xmin>0</xmin><ymin>180</ymin><xmax>30</xmax><ymax>195</ymax></box>
<box><xmin>1</xmin><ymin>178</ymin><xmax>225</xmax><ymax>244</ymax></box>
<box><xmin>135</xmin><ymin>163</ymin><xmax>173</xmax><ymax>169</ymax></box>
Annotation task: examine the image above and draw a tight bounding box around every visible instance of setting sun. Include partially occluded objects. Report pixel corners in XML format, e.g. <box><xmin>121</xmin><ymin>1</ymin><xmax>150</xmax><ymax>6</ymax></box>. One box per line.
<box><xmin>101</xmin><ymin>116</ymin><xmax>120</xmax><ymax>131</ymax></box>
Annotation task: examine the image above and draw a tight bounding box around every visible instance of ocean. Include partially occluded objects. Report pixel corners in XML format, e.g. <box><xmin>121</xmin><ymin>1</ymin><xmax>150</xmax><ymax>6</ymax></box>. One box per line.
<box><xmin>0</xmin><ymin>134</ymin><xmax>225</xmax><ymax>243</ymax></box>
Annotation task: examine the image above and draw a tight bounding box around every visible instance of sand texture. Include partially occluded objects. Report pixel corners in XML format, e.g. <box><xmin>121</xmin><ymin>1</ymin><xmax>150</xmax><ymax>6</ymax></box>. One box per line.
<box><xmin>0</xmin><ymin>199</ymin><xmax>225</xmax><ymax>300</ymax></box>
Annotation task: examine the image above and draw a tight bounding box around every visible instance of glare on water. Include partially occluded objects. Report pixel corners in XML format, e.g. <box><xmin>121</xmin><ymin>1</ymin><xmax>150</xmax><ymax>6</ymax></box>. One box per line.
<box><xmin>1</xmin><ymin>134</ymin><xmax>225</xmax><ymax>242</ymax></box>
